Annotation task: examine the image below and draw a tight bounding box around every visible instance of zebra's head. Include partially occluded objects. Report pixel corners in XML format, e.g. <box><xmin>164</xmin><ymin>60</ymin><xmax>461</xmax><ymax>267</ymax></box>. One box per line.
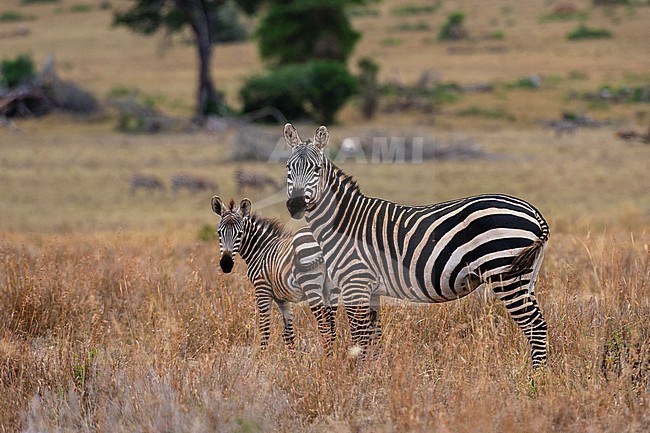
<box><xmin>284</xmin><ymin>123</ymin><xmax>329</xmax><ymax>219</ymax></box>
<box><xmin>211</xmin><ymin>196</ymin><xmax>251</xmax><ymax>273</ymax></box>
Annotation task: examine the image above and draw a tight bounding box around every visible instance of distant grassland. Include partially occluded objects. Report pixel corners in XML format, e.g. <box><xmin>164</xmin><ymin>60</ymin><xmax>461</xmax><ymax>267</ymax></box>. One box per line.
<box><xmin>1</xmin><ymin>0</ymin><xmax>650</xmax><ymax>431</ymax></box>
<box><xmin>0</xmin><ymin>118</ymin><xmax>648</xmax><ymax>237</ymax></box>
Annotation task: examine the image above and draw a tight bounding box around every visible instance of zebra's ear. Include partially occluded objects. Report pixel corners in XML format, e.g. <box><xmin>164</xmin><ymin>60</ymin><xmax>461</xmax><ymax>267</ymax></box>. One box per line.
<box><xmin>211</xmin><ymin>195</ymin><xmax>225</xmax><ymax>216</ymax></box>
<box><xmin>283</xmin><ymin>123</ymin><xmax>302</xmax><ymax>148</ymax></box>
<box><xmin>314</xmin><ymin>126</ymin><xmax>329</xmax><ymax>150</ymax></box>
<box><xmin>240</xmin><ymin>198</ymin><xmax>252</xmax><ymax>217</ymax></box>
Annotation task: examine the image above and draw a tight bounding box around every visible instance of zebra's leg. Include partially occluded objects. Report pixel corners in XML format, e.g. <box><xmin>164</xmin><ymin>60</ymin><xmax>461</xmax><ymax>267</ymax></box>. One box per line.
<box><xmin>324</xmin><ymin>275</ymin><xmax>340</xmax><ymax>343</ymax></box>
<box><xmin>369</xmin><ymin>294</ymin><xmax>382</xmax><ymax>343</ymax></box>
<box><xmin>368</xmin><ymin>294</ymin><xmax>383</xmax><ymax>357</ymax></box>
<box><xmin>276</xmin><ymin>300</ymin><xmax>296</xmax><ymax>349</ymax></box>
<box><xmin>344</xmin><ymin>304</ymin><xmax>372</xmax><ymax>357</ymax></box>
<box><xmin>303</xmin><ymin>277</ymin><xmax>336</xmax><ymax>355</ymax></box>
<box><xmin>296</xmin><ymin>262</ymin><xmax>339</xmax><ymax>354</ymax></box>
<box><xmin>492</xmin><ymin>277</ymin><xmax>548</xmax><ymax>368</ymax></box>
<box><xmin>309</xmin><ymin>303</ymin><xmax>335</xmax><ymax>355</ymax></box>
<box><xmin>255</xmin><ymin>292</ymin><xmax>273</xmax><ymax>350</ymax></box>
<box><xmin>328</xmin><ymin>282</ymin><xmax>340</xmax><ymax>342</ymax></box>
<box><xmin>342</xmin><ymin>286</ymin><xmax>373</xmax><ymax>356</ymax></box>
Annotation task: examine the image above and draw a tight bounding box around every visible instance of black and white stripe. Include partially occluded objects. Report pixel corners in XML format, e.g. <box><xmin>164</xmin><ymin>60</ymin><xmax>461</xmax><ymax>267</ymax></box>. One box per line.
<box><xmin>234</xmin><ymin>169</ymin><xmax>281</xmax><ymax>195</ymax></box>
<box><xmin>211</xmin><ymin>196</ymin><xmax>338</xmax><ymax>352</ymax></box>
<box><xmin>283</xmin><ymin>124</ymin><xmax>549</xmax><ymax>367</ymax></box>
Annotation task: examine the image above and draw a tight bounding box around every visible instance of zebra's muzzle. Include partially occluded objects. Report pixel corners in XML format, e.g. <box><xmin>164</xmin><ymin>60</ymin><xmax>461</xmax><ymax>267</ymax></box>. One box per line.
<box><xmin>220</xmin><ymin>254</ymin><xmax>234</xmax><ymax>273</ymax></box>
<box><xmin>286</xmin><ymin>196</ymin><xmax>307</xmax><ymax>219</ymax></box>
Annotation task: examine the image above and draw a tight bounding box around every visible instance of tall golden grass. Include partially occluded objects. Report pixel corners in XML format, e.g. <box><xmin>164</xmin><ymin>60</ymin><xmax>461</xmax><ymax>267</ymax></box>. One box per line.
<box><xmin>1</xmin><ymin>0</ymin><xmax>649</xmax><ymax>431</ymax></box>
<box><xmin>1</xmin><ymin>231</ymin><xmax>648</xmax><ymax>432</ymax></box>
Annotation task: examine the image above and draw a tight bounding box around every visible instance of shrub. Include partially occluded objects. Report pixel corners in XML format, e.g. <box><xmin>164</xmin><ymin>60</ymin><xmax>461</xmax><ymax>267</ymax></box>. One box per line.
<box><xmin>357</xmin><ymin>57</ymin><xmax>380</xmax><ymax>119</ymax></box>
<box><xmin>255</xmin><ymin>1</ymin><xmax>360</xmax><ymax>65</ymax></box>
<box><xmin>391</xmin><ymin>4</ymin><xmax>439</xmax><ymax>16</ymax></box>
<box><xmin>239</xmin><ymin>61</ymin><xmax>357</xmax><ymax>124</ymax></box>
<box><xmin>438</xmin><ymin>12</ymin><xmax>467</xmax><ymax>41</ymax></box>
<box><xmin>505</xmin><ymin>75</ymin><xmax>542</xmax><ymax>90</ymax></box>
<box><xmin>380</xmin><ymin>37</ymin><xmax>404</xmax><ymax>47</ymax></box>
<box><xmin>69</xmin><ymin>4</ymin><xmax>93</xmax><ymax>13</ymax></box>
<box><xmin>458</xmin><ymin>106</ymin><xmax>515</xmax><ymax>121</ymax></box>
<box><xmin>21</xmin><ymin>0</ymin><xmax>59</xmax><ymax>3</ymax></box>
<box><xmin>1</xmin><ymin>53</ymin><xmax>35</xmax><ymax>89</ymax></box>
<box><xmin>391</xmin><ymin>21</ymin><xmax>431</xmax><ymax>32</ymax></box>
<box><xmin>487</xmin><ymin>29</ymin><xmax>505</xmax><ymax>40</ymax></box>
<box><xmin>0</xmin><ymin>11</ymin><xmax>35</xmax><ymax>22</ymax></box>
<box><xmin>538</xmin><ymin>8</ymin><xmax>588</xmax><ymax>23</ymax></box>
<box><xmin>212</xmin><ymin>0</ymin><xmax>248</xmax><ymax>43</ymax></box>
<box><xmin>198</xmin><ymin>224</ymin><xmax>218</xmax><ymax>242</ymax></box>
<box><xmin>566</xmin><ymin>24</ymin><xmax>612</xmax><ymax>40</ymax></box>
<box><xmin>592</xmin><ymin>0</ymin><xmax>629</xmax><ymax>4</ymax></box>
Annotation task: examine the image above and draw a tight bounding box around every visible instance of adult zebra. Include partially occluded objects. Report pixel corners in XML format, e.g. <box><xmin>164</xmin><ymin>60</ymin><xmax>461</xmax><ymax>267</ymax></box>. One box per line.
<box><xmin>283</xmin><ymin>124</ymin><xmax>550</xmax><ymax>367</ymax></box>
<box><xmin>211</xmin><ymin>196</ymin><xmax>338</xmax><ymax>352</ymax></box>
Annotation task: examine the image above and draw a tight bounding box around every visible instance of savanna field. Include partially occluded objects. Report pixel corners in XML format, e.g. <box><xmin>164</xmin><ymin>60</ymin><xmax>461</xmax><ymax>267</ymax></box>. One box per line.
<box><xmin>1</xmin><ymin>0</ymin><xmax>650</xmax><ymax>432</ymax></box>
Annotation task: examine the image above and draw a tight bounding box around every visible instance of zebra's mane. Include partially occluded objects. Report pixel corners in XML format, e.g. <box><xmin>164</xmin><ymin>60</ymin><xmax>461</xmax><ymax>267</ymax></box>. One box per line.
<box><xmin>326</xmin><ymin>157</ymin><xmax>361</xmax><ymax>194</ymax></box>
<box><xmin>249</xmin><ymin>213</ymin><xmax>292</xmax><ymax>239</ymax></box>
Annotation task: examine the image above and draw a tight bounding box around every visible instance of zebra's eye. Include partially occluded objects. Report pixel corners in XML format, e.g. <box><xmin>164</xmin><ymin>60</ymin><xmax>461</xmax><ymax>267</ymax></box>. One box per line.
<box><xmin>314</xmin><ymin>166</ymin><xmax>321</xmax><ymax>173</ymax></box>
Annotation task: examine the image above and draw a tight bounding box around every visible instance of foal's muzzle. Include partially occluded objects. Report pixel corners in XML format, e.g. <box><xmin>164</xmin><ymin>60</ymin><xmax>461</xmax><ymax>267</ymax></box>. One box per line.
<box><xmin>220</xmin><ymin>254</ymin><xmax>234</xmax><ymax>273</ymax></box>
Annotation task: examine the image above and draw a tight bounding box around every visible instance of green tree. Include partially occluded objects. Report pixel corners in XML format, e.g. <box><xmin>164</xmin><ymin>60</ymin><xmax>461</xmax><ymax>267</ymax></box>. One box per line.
<box><xmin>255</xmin><ymin>0</ymin><xmax>372</xmax><ymax>65</ymax></box>
<box><xmin>241</xmin><ymin>0</ymin><xmax>374</xmax><ymax>123</ymax></box>
<box><xmin>113</xmin><ymin>0</ymin><xmax>256</xmax><ymax>121</ymax></box>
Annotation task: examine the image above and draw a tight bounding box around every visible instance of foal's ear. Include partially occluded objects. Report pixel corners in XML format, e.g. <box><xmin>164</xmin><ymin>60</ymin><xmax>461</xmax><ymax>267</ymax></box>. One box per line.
<box><xmin>314</xmin><ymin>125</ymin><xmax>329</xmax><ymax>150</ymax></box>
<box><xmin>211</xmin><ymin>196</ymin><xmax>225</xmax><ymax>216</ymax></box>
<box><xmin>240</xmin><ymin>198</ymin><xmax>252</xmax><ymax>217</ymax></box>
<box><xmin>284</xmin><ymin>123</ymin><xmax>302</xmax><ymax>148</ymax></box>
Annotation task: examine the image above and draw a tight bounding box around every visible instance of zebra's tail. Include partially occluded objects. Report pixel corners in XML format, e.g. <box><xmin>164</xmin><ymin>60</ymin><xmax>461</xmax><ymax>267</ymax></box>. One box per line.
<box><xmin>506</xmin><ymin>215</ymin><xmax>550</xmax><ymax>280</ymax></box>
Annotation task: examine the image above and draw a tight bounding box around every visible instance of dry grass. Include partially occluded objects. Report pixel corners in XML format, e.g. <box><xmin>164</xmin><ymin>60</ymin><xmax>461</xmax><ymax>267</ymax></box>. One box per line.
<box><xmin>1</xmin><ymin>231</ymin><xmax>649</xmax><ymax>432</ymax></box>
<box><xmin>1</xmin><ymin>0</ymin><xmax>650</xmax><ymax>431</ymax></box>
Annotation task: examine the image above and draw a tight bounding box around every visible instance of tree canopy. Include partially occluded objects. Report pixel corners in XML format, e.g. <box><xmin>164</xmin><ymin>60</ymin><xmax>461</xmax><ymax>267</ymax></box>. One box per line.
<box><xmin>113</xmin><ymin>0</ymin><xmax>258</xmax><ymax>120</ymax></box>
<box><xmin>255</xmin><ymin>0</ymin><xmax>372</xmax><ymax>65</ymax></box>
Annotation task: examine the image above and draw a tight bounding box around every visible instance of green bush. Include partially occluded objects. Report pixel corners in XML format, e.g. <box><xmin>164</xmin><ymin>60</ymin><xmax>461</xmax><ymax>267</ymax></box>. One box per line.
<box><xmin>1</xmin><ymin>53</ymin><xmax>35</xmax><ymax>89</ymax></box>
<box><xmin>70</xmin><ymin>4</ymin><xmax>93</xmax><ymax>13</ymax></box>
<box><xmin>198</xmin><ymin>224</ymin><xmax>218</xmax><ymax>242</ymax></box>
<box><xmin>439</xmin><ymin>12</ymin><xmax>467</xmax><ymax>41</ymax></box>
<box><xmin>357</xmin><ymin>57</ymin><xmax>380</xmax><ymax>119</ymax></box>
<box><xmin>538</xmin><ymin>10</ymin><xmax>588</xmax><ymax>23</ymax></box>
<box><xmin>213</xmin><ymin>0</ymin><xmax>248</xmax><ymax>43</ymax></box>
<box><xmin>255</xmin><ymin>1</ymin><xmax>360</xmax><ymax>65</ymax></box>
<box><xmin>566</xmin><ymin>24</ymin><xmax>612</xmax><ymax>40</ymax></box>
<box><xmin>240</xmin><ymin>61</ymin><xmax>357</xmax><ymax>124</ymax></box>
<box><xmin>458</xmin><ymin>106</ymin><xmax>515</xmax><ymax>121</ymax></box>
<box><xmin>391</xmin><ymin>4</ymin><xmax>439</xmax><ymax>16</ymax></box>
<box><xmin>391</xmin><ymin>21</ymin><xmax>431</xmax><ymax>32</ymax></box>
<box><xmin>0</xmin><ymin>11</ymin><xmax>35</xmax><ymax>22</ymax></box>
<box><xmin>487</xmin><ymin>29</ymin><xmax>505</xmax><ymax>40</ymax></box>
<box><xmin>592</xmin><ymin>0</ymin><xmax>629</xmax><ymax>4</ymax></box>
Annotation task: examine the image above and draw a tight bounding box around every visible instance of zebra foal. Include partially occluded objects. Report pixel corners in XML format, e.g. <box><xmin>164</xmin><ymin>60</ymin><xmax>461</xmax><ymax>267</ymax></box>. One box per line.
<box><xmin>211</xmin><ymin>196</ymin><xmax>338</xmax><ymax>352</ymax></box>
<box><xmin>283</xmin><ymin>124</ymin><xmax>550</xmax><ymax>368</ymax></box>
